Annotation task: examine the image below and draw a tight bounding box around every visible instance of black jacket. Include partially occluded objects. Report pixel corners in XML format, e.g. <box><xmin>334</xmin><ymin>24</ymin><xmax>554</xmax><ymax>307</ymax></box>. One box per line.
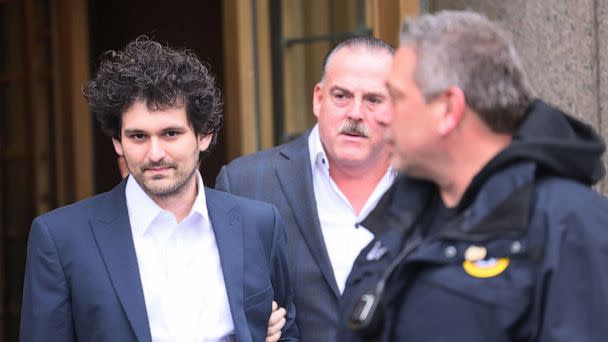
<box><xmin>339</xmin><ymin>100</ymin><xmax>608</xmax><ymax>341</ymax></box>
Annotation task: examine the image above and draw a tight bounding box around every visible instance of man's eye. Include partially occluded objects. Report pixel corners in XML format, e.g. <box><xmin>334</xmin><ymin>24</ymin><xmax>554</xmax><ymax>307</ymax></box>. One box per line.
<box><xmin>368</xmin><ymin>97</ymin><xmax>383</xmax><ymax>104</ymax></box>
<box><xmin>166</xmin><ymin>131</ymin><xmax>178</xmax><ymax>137</ymax></box>
<box><xmin>131</xmin><ymin>133</ymin><xmax>145</xmax><ymax>140</ymax></box>
<box><xmin>334</xmin><ymin>93</ymin><xmax>351</xmax><ymax>103</ymax></box>
<box><xmin>334</xmin><ymin>91</ymin><xmax>352</xmax><ymax>98</ymax></box>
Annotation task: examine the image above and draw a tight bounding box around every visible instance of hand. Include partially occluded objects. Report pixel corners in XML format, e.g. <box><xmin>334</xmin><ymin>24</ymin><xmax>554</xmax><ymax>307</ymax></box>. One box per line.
<box><xmin>265</xmin><ymin>301</ymin><xmax>286</xmax><ymax>342</ymax></box>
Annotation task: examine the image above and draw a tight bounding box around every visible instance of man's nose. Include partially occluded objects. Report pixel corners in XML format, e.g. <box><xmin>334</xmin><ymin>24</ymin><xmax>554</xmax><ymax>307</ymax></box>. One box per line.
<box><xmin>348</xmin><ymin>98</ymin><xmax>365</xmax><ymax>120</ymax></box>
<box><xmin>147</xmin><ymin>137</ymin><xmax>166</xmax><ymax>162</ymax></box>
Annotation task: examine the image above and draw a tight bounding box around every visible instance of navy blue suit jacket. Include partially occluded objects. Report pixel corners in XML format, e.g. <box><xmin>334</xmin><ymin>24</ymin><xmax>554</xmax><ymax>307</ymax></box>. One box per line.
<box><xmin>216</xmin><ymin>132</ymin><xmax>342</xmax><ymax>342</ymax></box>
<box><xmin>20</xmin><ymin>178</ymin><xmax>298</xmax><ymax>342</ymax></box>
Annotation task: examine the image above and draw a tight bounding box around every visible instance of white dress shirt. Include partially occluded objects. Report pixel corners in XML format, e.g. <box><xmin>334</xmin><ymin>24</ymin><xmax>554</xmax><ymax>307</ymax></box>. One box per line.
<box><xmin>308</xmin><ymin>125</ymin><xmax>397</xmax><ymax>294</ymax></box>
<box><xmin>126</xmin><ymin>171</ymin><xmax>235</xmax><ymax>342</ymax></box>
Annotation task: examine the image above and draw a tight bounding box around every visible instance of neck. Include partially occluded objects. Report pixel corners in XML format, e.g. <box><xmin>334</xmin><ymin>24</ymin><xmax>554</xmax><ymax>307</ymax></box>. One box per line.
<box><xmin>151</xmin><ymin>174</ymin><xmax>198</xmax><ymax>223</ymax></box>
<box><xmin>438</xmin><ymin>133</ymin><xmax>512</xmax><ymax>208</ymax></box>
<box><xmin>328</xmin><ymin>154</ymin><xmax>391</xmax><ymax>215</ymax></box>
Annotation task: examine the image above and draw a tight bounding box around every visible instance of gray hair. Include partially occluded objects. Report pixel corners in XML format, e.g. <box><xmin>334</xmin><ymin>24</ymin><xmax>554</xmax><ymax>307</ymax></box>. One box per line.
<box><xmin>400</xmin><ymin>10</ymin><xmax>532</xmax><ymax>133</ymax></box>
<box><xmin>320</xmin><ymin>35</ymin><xmax>394</xmax><ymax>82</ymax></box>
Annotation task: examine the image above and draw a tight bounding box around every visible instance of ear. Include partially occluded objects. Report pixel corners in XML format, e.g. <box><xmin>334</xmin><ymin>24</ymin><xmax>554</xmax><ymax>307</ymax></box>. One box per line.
<box><xmin>312</xmin><ymin>83</ymin><xmax>323</xmax><ymax>119</ymax></box>
<box><xmin>198</xmin><ymin>133</ymin><xmax>213</xmax><ymax>152</ymax></box>
<box><xmin>112</xmin><ymin>138</ymin><xmax>124</xmax><ymax>156</ymax></box>
<box><xmin>437</xmin><ymin>86</ymin><xmax>466</xmax><ymax>136</ymax></box>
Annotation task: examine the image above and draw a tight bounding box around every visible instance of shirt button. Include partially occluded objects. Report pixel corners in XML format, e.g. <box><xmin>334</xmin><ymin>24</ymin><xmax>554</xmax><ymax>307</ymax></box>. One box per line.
<box><xmin>510</xmin><ymin>241</ymin><xmax>522</xmax><ymax>254</ymax></box>
<box><xmin>354</xmin><ymin>222</ymin><xmax>360</xmax><ymax>228</ymax></box>
<box><xmin>444</xmin><ymin>245</ymin><xmax>457</xmax><ymax>258</ymax></box>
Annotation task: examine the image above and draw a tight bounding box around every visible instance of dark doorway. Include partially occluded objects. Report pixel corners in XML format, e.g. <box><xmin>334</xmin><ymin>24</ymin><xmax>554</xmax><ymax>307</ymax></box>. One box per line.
<box><xmin>88</xmin><ymin>0</ymin><xmax>226</xmax><ymax>194</ymax></box>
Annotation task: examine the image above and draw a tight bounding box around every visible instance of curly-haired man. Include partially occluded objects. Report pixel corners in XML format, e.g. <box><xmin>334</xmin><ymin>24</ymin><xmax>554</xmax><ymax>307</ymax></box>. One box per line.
<box><xmin>20</xmin><ymin>37</ymin><xmax>299</xmax><ymax>342</ymax></box>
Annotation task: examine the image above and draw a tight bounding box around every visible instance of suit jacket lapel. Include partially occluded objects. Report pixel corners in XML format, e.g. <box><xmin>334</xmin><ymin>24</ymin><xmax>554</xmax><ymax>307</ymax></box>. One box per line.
<box><xmin>205</xmin><ymin>188</ymin><xmax>250</xmax><ymax>341</ymax></box>
<box><xmin>90</xmin><ymin>179</ymin><xmax>152</xmax><ymax>342</ymax></box>
<box><xmin>275</xmin><ymin>133</ymin><xmax>341</xmax><ymax>298</ymax></box>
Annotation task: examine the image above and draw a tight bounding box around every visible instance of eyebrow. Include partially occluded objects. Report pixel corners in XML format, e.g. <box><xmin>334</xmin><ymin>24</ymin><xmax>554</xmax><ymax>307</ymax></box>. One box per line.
<box><xmin>330</xmin><ymin>85</ymin><xmax>386</xmax><ymax>99</ymax></box>
<box><xmin>330</xmin><ymin>85</ymin><xmax>353</xmax><ymax>95</ymax></box>
<box><xmin>123</xmin><ymin>128</ymin><xmax>145</xmax><ymax>135</ymax></box>
<box><xmin>123</xmin><ymin>126</ymin><xmax>186</xmax><ymax>135</ymax></box>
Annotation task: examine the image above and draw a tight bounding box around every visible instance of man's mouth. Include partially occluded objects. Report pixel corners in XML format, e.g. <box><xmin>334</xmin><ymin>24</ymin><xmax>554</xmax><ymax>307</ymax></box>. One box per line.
<box><xmin>144</xmin><ymin>165</ymin><xmax>174</xmax><ymax>173</ymax></box>
<box><xmin>342</xmin><ymin>131</ymin><xmax>366</xmax><ymax>138</ymax></box>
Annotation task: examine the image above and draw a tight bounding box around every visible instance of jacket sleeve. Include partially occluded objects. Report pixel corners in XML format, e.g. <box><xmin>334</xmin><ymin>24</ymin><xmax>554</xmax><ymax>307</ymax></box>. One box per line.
<box><xmin>215</xmin><ymin>165</ymin><xmax>232</xmax><ymax>192</ymax></box>
<box><xmin>537</xmin><ymin>203</ymin><xmax>608</xmax><ymax>342</ymax></box>
<box><xmin>269</xmin><ymin>206</ymin><xmax>300</xmax><ymax>341</ymax></box>
<box><xmin>20</xmin><ymin>217</ymin><xmax>74</xmax><ymax>342</ymax></box>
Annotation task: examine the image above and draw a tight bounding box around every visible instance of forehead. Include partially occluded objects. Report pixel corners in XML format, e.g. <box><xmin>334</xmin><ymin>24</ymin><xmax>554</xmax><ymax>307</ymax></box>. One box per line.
<box><xmin>324</xmin><ymin>47</ymin><xmax>393</xmax><ymax>91</ymax></box>
<box><xmin>121</xmin><ymin>101</ymin><xmax>189</xmax><ymax>130</ymax></box>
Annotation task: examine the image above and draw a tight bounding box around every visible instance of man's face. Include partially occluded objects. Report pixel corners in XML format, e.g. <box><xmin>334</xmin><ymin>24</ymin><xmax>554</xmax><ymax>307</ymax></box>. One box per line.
<box><xmin>381</xmin><ymin>46</ymin><xmax>441</xmax><ymax>176</ymax></box>
<box><xmin>313</xmin><ymin>46</ymin><xmax>392</xmax><ymax>170</ymax></box>
<box><xmin>113</xmin><ymin>100</ymin><xmax>212</xmax><ymax>200</ymax></box>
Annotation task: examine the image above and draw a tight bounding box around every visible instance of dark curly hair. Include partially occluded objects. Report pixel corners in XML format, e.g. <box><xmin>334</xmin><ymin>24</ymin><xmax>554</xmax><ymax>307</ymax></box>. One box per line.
<box><xmin>83</xmin><ymin>36</ymin><xmax>223</xmax><ymax>153</ymax></box>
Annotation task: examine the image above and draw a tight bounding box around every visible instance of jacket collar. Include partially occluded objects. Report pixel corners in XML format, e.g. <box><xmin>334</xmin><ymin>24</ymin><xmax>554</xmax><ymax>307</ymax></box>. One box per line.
<box><xmin>90</xmin><ymin>179</ymin><xmax>153</xmax><ymax>342</ymax></box>
<box><xmin>275</xmin><ymin>130</ymin><xmax>342</xmax><ymax>298</ymax></box>
<box><xmin>362</xmin><ymin>162</ymin><xmax>538</xmax><ymax>250</ymax></box>
<box><xmin>205</xmin><ymin>188</ymin><xmax>251</xmax><ymax>341</ymax></box>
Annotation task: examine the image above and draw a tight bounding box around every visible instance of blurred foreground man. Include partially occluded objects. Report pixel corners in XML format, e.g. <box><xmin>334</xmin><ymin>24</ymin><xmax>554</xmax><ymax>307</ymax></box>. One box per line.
<box><xmin>340</xmin><ymin>10</ymin><xmax>608</xmax><ymax>342</ymax></box>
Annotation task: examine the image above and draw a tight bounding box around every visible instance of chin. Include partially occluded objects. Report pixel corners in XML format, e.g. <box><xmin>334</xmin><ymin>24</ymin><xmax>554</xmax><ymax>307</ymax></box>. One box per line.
<box><xmin>147</xmin><ymin>185</ymin><xmax>181</xmax><ymax>198</ymax></box>
<box><xmin>336</xmin><ymin>149</ymin><xmax>369</xmax><ymax>161</ymax></box>
<box><xmin>335</xmin><ymin>156</ymin><xmax>368</xmax><ymax>167</ymax></box>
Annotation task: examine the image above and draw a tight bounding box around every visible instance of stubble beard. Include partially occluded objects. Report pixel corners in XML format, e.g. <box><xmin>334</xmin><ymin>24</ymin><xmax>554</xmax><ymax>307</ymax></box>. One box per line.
<box><xmin>132</xmin><ymin>153</ymin><xmax>200</xmax><ymax>199</ymax></box>
<box><xmin>140</xmin><ymin>166</ymin><xmax>198</xmax><ymax>199</ymax></box>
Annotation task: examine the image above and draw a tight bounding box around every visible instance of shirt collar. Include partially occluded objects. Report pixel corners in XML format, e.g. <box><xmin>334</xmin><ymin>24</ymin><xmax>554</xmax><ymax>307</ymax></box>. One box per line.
<box><xmin>125</xmin><ymin>170</ymin><xmax>209</xmax><ymax>237</ymax></box>
<box><xmin>308</xmin><ymin>124</ymin><xmax>330</xmax><ymax>174</ymax></box>
<box><xmin>190</xmin><ymin>171</ymin><xmax>209</xmax><ymax>222</ymax></box>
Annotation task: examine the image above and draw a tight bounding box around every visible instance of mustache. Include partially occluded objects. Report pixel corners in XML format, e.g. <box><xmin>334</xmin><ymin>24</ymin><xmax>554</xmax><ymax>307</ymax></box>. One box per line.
<box><xmin>142</xmin><ymin>161</ymin><xmax>176</xmax><ymax>170</ymax></box>
<box><xmin>339</xmin><ymin>120</ymin><xmax>369</xmax><ymax>138</ymax></box>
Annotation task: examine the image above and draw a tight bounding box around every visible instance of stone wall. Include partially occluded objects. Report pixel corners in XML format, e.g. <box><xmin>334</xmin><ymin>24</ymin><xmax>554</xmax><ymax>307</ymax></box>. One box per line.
<box><xmin>431</xmin><ymin>0</ymin><xmax>608</xmax><ymax>192</ymax></box>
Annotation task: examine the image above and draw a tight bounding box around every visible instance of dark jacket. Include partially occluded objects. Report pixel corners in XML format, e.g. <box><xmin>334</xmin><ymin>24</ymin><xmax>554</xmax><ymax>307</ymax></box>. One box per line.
<box><xmin>216</xmin><ymin>131</ymin><xmax>343</xmax><ymax>342</ymax></box>
<box><xmin>20</xmin><ymin>181</ymin><xmax>299</xmax><ymax>342</ymax></box>
<box><xmin>339</xmin><ymin>100</ymin><xmax>608</xmax><ymax>341</ymax></box>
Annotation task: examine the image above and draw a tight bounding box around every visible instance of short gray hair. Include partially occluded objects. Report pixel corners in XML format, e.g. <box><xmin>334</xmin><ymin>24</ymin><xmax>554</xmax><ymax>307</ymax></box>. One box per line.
<box><xmin>400</xmin><ymin>10</ymin><xmax>532</xmax><ymax>133</ymax></box>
